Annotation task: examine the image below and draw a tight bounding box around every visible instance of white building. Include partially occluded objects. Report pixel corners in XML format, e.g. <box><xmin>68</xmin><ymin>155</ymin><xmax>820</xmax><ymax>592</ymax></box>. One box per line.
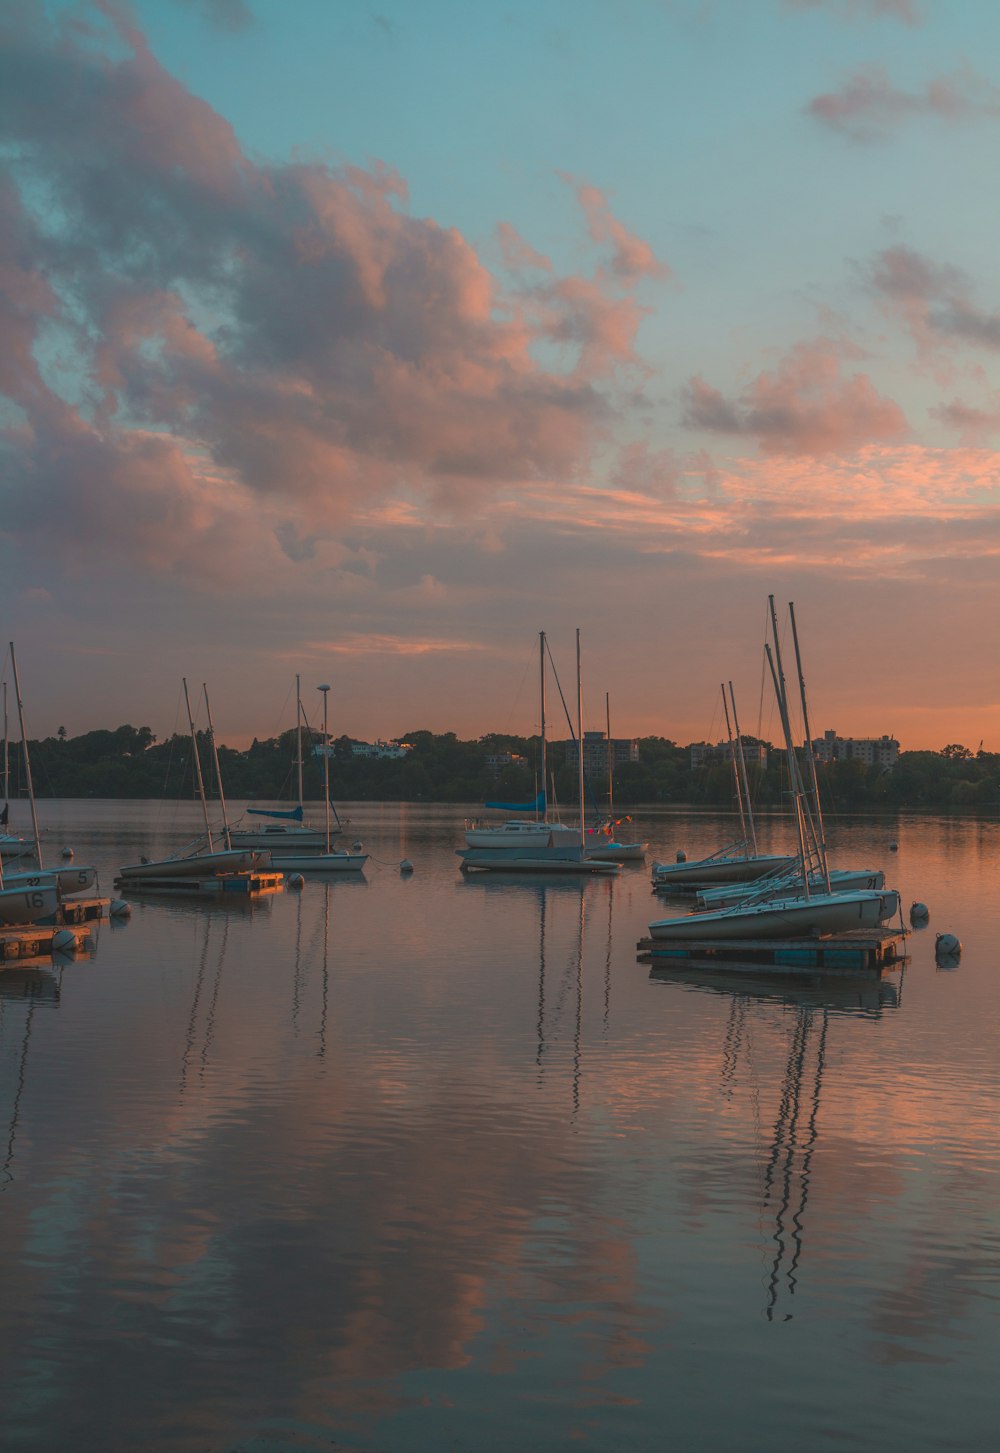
<box><xmin>812</xmin><ymin>730</ymin><xmax>899</xmax><ymax>769</ymax></box>
<box><xmin>563</xmin><ymin>731</ymin><xmax>639</xmax><ymax>774</ymax></box>
<box><xmin>313</xmin><ymin>739</ymin><xmax>413</xmax><ymax>760</ymax></box>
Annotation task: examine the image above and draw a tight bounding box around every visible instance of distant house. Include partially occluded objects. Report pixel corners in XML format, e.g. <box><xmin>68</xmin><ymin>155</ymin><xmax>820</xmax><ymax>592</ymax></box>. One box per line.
<box><xmin>485</xmin><ymin>752</ymin><xmax>524</xmax><ymax>773</ymax></box>
<box><xmin>812</xmin><ymin>730</ymin><xmax>899</xmax><ymax>769</ymax></box>
<box><xmin>313</xmin><ymin>738</ymin><xmax>413</xmax><ymax>760</ymax></box>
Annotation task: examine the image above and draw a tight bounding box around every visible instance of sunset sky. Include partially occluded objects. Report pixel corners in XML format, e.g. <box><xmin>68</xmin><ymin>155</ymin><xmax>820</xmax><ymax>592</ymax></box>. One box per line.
<box><xmin>3</xmin><ymin>0</ymin><xmax>1000</xmax><ymax>750</ymax></box>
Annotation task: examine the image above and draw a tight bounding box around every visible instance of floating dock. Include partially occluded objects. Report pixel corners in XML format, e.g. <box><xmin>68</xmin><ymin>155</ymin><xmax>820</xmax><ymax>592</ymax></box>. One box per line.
<box><xmin>0</xmin><ymin>922</ymin><xmax>94</xmax><ymax>961</ymax></box>
<box><xmin>112</xmin><ymin>871</ymin><xmax>285</xmax><ymax>897</ymax></box>
<box><xmin>0</xmin><ymin>896</ymin><xmax>113</xmax><ymax>962</ymax></box>
<box><xmin>637</xmin><ymin>926</ymin><xmax>907</xmax><ymax>975</ymax></box>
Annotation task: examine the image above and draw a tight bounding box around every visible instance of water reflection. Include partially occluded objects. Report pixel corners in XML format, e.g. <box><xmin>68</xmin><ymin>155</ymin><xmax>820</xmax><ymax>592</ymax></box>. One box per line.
<box><xmin>2</xmin><ymin>804</ymin><xmax>999</xmax><ymax>1451</ymax></box>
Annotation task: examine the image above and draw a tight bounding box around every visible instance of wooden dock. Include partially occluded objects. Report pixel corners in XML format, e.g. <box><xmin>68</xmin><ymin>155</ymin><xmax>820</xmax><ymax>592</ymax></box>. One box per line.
<box><xmin>112</xmin><ymin>871</ymin><xmax>285</xmax><ymax>898</ymax></box>
<box><xmin>0</xmin><ymin>897</ymin><xmax>113</xmax><ymax>962</ymax></box>
<box><xmin>637</xmin><ymin>926</ymin><xmax>907</xmax><ymax>974</ymax></box>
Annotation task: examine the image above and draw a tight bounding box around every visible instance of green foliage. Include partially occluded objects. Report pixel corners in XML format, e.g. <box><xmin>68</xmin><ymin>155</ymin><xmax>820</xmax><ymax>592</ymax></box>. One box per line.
<box><xmin>8</xmin><ymin>725</ymin><xmax>1000</xmax><ymax>811</ymax></box>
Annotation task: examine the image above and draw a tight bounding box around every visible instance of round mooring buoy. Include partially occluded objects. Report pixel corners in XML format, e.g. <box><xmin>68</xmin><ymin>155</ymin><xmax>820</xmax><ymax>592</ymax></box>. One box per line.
<box><xmin>61</xmin><ymin>846</ymin><xmax>74</xmax><ymax>859</ymax></box>
<box><xmin>676</xmin><ymin>849</ymin><xmax>687</xmax><ymax>863</ymax></box>
<box><xmin>400</xmin><ymin>859</ymin><xmax>414</xmax><ymax>873</ymax></box>
<box><xmin>888</xmin><ymin>841</ymin><xmax>899</xmax><ymax>852</ymax></box>
<box><xmin>288</xmin><ymin>873</ymin><xmax>305</xmax><ymax>889</ymax></box>
<box><xmin>109</xmin><ymin>899</ymin><xmax>132</xmax><ymax>919</ymax></box>
<box><xmin>51</xmin><ymin>929</ymin><xmax>76</xmax><ymax>954</ymax></box>
<box><xmin>910</xmin><ymin>901</ymin><xmax>929</xmax><ymax>922</ymax></box>
<box><xmin>935</xmin><ymin>932</ymin><xmax>961</xmax><ymax>962</ymax></box>
<box><xmin>352</xmin><ymin>840</ymin><xmax>364</xmax><ymax>853</ymax></box>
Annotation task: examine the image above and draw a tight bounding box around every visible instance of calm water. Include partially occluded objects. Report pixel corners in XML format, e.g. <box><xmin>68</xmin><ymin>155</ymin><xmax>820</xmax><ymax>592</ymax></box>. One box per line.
<box><xmin>1</xmin><ymin>801</ymin><xmax>998</xmax><ymax>1452</ymax></box>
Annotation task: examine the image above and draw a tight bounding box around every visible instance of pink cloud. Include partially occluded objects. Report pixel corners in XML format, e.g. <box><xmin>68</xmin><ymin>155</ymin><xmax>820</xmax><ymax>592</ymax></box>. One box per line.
<box><xmin>808</xmin><ymin>64</ymin><xmax>1000</xmax><ymax>141</ymax></box>
<box><xmin>561</xmin><ymin>176</ymin><xmax>670</xmax><ymax>287</ymax></box>
<box><xmin>682</xmin><ymin>340</ymin><xmax>908</xmax><ymax>455</ymax></box>
<box><xmin>0</xmin><ymin>5</ymin><xmax>660</xmax><ymax>579</ymax></box>
<box><xmin>495</xmin><ymin>222</ymin><xmax>552</xmax><ymax>273</ymax></box>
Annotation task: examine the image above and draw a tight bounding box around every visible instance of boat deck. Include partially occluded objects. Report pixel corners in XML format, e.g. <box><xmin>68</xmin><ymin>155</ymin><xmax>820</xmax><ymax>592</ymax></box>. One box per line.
<box><xmin>637</xmin><ymin>926</ymin><xmax>907</xmax><ymax>974</ymax></box>
<box><xmin>112</xmin><ymin>871</ymin><xmax>285</xmax><ymax>897</ymax></box>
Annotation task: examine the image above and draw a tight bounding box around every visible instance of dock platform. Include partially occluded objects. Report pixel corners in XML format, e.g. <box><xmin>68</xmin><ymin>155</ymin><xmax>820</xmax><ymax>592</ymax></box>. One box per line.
<box><xmin>0</xmin><ymin>921</ymin><xmax>95</xmax><ymax>961</ymax></box>
<box><xmin>637</xmin><ymin>927</ymin><xmax>907</xmax><ymax>974</ymax></box>
<box><xmin>112</xmin><ymin>871</ymin><xmax>285</xmax><ymax>897</ymax></box>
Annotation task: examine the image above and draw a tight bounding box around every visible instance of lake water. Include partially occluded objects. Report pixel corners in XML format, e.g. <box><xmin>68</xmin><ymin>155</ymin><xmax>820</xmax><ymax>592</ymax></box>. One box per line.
<box><xmin>0</xmin><ymin>801</ymin><xmax>997</xmax><ymax>1452</ymax></box>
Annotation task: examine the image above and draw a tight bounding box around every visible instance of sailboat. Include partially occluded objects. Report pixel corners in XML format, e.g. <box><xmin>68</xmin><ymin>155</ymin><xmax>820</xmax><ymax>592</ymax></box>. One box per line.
<box><xmin>649</xmin><ymin>602</ymin><xmax>898</xmax><ymax>941</ymax></box>
<box><xmin>465</xmin><ymin>632</ymin><xmax>580</xmax><ymax>850</ymax></box>
<box><xmin>230</xmin><ymin>676</ymin><xmax>342</xmax><ymax>852</ymax></box>
<box><xmin>652</xmin><ymin>681</ymin><xmax>796</xmax><ymax>889</ymax></box>
<box><xmin>265</xmin><ymin>683</ymin><xmax>368</xmax><ymax>872</ymax></box>
<box><xmin>0</xmin><ymin>645</ymin><xmax>94</xmax><ymax>920</ymax></box>
<box><xmin>459</xmin><ymin>631</ymin><xmax>619</xmax><ymax>875</ymax></box>
<box><xmin>583</xmin><ymin>693</ymin><xmax>648</xmax><ymax>862</ymax></box>
<box><xmin>118</xmin><ymin>680</ymin><xmax>264</xmax><ymax>882</ymax></box>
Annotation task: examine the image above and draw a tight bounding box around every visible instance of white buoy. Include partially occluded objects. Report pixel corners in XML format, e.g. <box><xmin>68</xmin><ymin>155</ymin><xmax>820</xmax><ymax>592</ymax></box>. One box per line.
<box><xmin>109</xmin><ymin>899</ymin><xmax>132</xmax><ymax>919</ymax></box>
<box><xmin>288</xmin><ymin>873</ymin><xmax>305</xmax><ymax>889</ymax></box>
<box><xmin>676</xmin><ymin>849</ymin><xmax>687</xmax><ymax>862</ymax></box>
<box><xmin>61</xmin><ymin>846</ymin><xmax>74</xmax><ymax>860</ymax></box>
<box><xmin>910</xmin><ymin>902</ymin><xmax>929</xmax><ymax>921</ymax></box>
<box><xmin>935</xmin><ymin>932</ymin><xmax>961</xmax><ymax>959</ymax></box>
<box><xmin>50</xmin><ymin>929</ymin><xmax>76</xmax><ymax>954</ymax></box>
<box><xmin>352</xmin><ymin>839</ymin><xmax>364</xmax><ymax>853</ymax></box>
<box><xmin>400</xmin><ymin>859</ymin><xmax>414</xmax><ymax>873</ymax></box>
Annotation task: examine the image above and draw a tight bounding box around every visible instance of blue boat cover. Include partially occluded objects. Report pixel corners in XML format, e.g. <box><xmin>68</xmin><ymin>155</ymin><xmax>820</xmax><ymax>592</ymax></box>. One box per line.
<box><xmin>483</xmin><ymin>789</ymin><xmax>546</xmax><ymax>813</ymax></box>
<box><xmin>246</xmin><ymin>805</ymin><xmax>305</xmax><ymax>821</ymax></box>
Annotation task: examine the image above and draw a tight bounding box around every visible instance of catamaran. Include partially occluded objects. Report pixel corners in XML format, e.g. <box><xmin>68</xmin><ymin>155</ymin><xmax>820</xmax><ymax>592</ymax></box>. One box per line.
<box><xmin>119</xmin><ymin>680</ymin><xmax>268</xmax><ymax>882</ymax></box>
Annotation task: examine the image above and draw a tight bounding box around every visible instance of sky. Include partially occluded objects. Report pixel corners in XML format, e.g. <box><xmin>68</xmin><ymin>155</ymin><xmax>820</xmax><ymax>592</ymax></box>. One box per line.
<box><xmin>3</xmin><ymin>0</ymin><xmax>1000</xmax><ymax>750</ymax></box>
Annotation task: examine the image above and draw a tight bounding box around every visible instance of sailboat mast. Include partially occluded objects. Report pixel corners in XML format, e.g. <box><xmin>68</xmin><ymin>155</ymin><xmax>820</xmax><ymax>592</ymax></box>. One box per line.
<box><xmin>721</xmin><ymin>683</ymin><xmax>749</xmax><ymax>851</ymax></box>
<box><xmin>2</xmin><ymin>680</ymin><xmax>8</xmax><ymax>813</ymax></box>
<box><xmin>764</xmin><ymin>640</ymin><xmax>809</xmax><ymax>899</ymax></box>
<box><xmin>729</xmin><ymin>682</ymin><xmax>758</xmax><ymax>856</ymax></box>
<box><xmin>319</xmin><ymin>684</ymin><xmax>331</xmax><ymax>852</ymax></box>
<box><xmin>296</xmin><ymin>673</ymin><xmax>304</xmax><ymax>813</ymax></box>
<box><xmin>606</xmin><ymin>692</ymin><xmax>613</xmax><ymax>817</ymax></box>
<box><xmin>788</xmin><ymin>602</ymin><xmax>831</xmax><ymax>892</ymax></box>
<box><xmin>769</xmin><ymin>595</ymin><xmax>820</xmax><ymax>866</ymax></box>
<box><xmin>202</xmin><ymin>685</ymin><xmax>231</xmax><ymax>850</ymax></box>
<box><xmin>182</xmin><ymin>677</ymin><xmax>214</xmax><ymax>850</ymax></box>
<box><xmin>576</xmin><ymin>628</ymin><xmax>586</xmax><ymax>852</ymax></box>
<box><xmin>9</xmin><ymin>644</ymin><xmax>42</xmax><ymax>870</ymax></box>
<box><xmin>539</xmin><ymin>632</ymin><xmax>547</xmax><ymax>824</ymax></box>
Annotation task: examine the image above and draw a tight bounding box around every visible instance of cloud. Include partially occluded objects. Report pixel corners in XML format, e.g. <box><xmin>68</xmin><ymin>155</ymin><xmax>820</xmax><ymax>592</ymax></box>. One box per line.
<box><xmin>681</xmin><ymin>339</ymin><xmax>908</xmax><ymax>455</ymax></box>
<box><xmin>807</xmin><ymin>64</ymin><xmax>1000</xmax><ymax>141</ymax></box>
<box><xmin>866</xmin><ymin>243</ymin><xmax>1000</xmax><ymax>381</ymax></box>
<box><xmin>0</xmin><ymin>4</ymin><xmax>662</xmax><ymax>582</ymax></box>
<box><xmin>495</xmin><ymin>221</ymin><xmax>552</xmax><ymax>274</ymax></box>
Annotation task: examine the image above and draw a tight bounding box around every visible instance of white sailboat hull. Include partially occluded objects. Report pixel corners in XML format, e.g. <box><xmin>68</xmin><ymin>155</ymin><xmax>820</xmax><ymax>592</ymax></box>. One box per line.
<box><xmin>464</xmin><ymin>821</ymin><xmax>578</xmax><ymax>849</ymax></box>
<box><xmin>118</xmin><ymin>849</ymin><xmax>267</xmax><ymax>881</ymax></box>
<box><xmin>696</xmin><ymin>867</ymin><xmax>886</xmax><ymax>909</ymax></box>
<box><xmin>0</xmin><ymin>883</ymin><xmax>59</xmax><ymax>925</ymax></box>
<box><xmin>4</xmin><ymin>866</ymin><xmax>98</xmax><ymax>897</ymax></box>
<box><xmin>273</xmin><ymin>852</ymin><xmax>368</xmax><ymax>872</ymax></box>
<box><xmin>649</xmin><ymin>889</ymin><xmax>897</xmax><ymax>941</ymax></box>
<box><xmin>0</xmin><ymin>835</ymin><xmax>34</xmax><ymax>859</ymax></box>
<box><xmin>652</xmin><ymin>853</ymin><xmax>798</xmax><ymax>888</ymax></box>
<box><xmin>458</xmin><ymin>845</ymin><xmax>619</xmax><ymax>874</ymax></box>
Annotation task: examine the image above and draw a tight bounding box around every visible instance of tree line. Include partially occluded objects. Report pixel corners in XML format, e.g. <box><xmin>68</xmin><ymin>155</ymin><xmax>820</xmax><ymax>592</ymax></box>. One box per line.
<box><xmin>5</xmin><ymin>726</ymin><xmax>1000</xmax><ymax>814</ymax></box>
